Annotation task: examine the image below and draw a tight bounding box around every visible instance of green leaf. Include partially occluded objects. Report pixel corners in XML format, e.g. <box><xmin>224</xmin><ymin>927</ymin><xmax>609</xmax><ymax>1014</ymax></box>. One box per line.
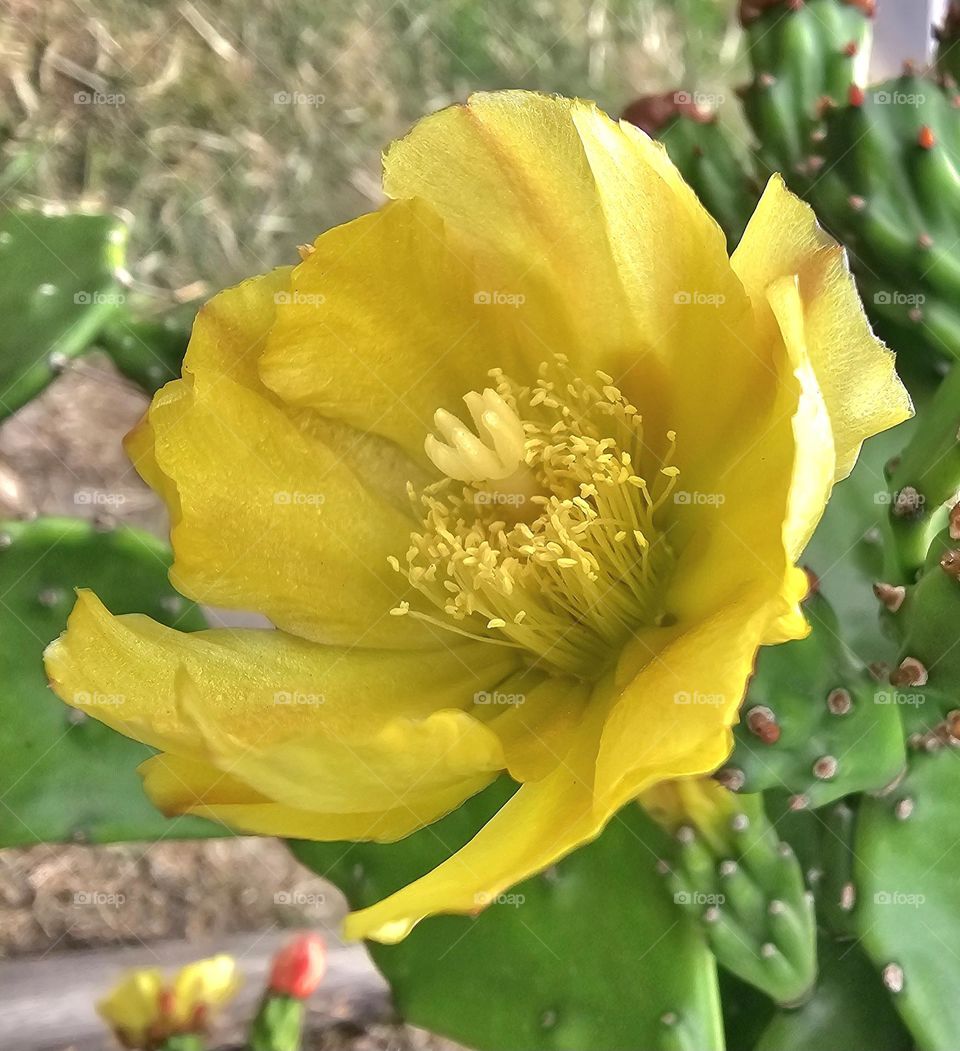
<box><xmin>0</xmin><ymin>210</ymin><xmax>127</xmax><ymax>419</ymax></box>
<box><xmin>0</xmin><ymin>516</ymin><xmax>221</xmax><ymax>846</ymax></box>
<box><xmin>292</xmin><ymin>785</ymin><xmax>724</xmax><ymax>1051</ymax></box>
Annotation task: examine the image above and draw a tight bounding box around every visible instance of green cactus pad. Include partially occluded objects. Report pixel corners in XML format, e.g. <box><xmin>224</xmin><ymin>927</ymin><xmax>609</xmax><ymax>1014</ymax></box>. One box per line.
<box><xmin>855</xmin><ymin>750</ymin><xmax>960</xmax><ymax>1051</ymax></box>
<box><xmin>99</xmin><ymin>306</ymin><xmax>194</xmax><ymax>393</ymax></box>
<box><xmin>755</xmin><ymin>939</ymin><xmax>912</xmax><ymax>1051</ymax></box>
<box><xmin>0</xmin><ymin>516</ymin><xmax>219</xmax><ymax>846</ymax></box>
<box><xmin>658</xmin><ymin>115</ymin><xmax>759</xmax><ymax>249</ymax></box>
<box><xmin>885</xmin><ymin>361</ymin><xmax>960</xmax><ymax>583</ymax></box>
<box><xmin>804</xmin><ymin>423</ymin><xmax>913</xmax><ymax>663</ymax></box>
<box><xmin>723</xmin><ymin>592</ymin><xmax>904</xmax><ymax>809</ymax></box>
<box><xmin>663</xmin><ymin>793</ymin><xmax>817</xmax><ymax>1006</ymax></box>
<box><xmin>292</xmin><ymin>786</ymin><xmax>724</xmax><ymax>1051</ymax></box>
<box><xmin>0</xmin><ymin>210</ymin><xmax>127</xmax><ymax>419</ymax></box>
<box><xmin>810</xmin><ymin>72</ymin><xmax>960</xmax><ymax>364</ymax></box>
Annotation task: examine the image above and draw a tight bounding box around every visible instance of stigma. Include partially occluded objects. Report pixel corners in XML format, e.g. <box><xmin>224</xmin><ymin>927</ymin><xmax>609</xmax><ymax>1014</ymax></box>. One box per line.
<box><xmin>391</xmin><ymin>357</ymin><xmax>680</xmax><ymax>679</ymax></box>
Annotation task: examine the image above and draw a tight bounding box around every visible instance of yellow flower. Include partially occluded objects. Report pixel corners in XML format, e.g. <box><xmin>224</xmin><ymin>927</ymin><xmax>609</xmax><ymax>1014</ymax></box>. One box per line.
<box><xmin>97</xmin><ymin>968</ymin><xmax>164</xmax><ymax>1047</ymax></box>
<box><xmin>96</xmin><ymin>956</ymin><xmax>237</xmax><ymax>1047</ymax></box>
<box><xmin>44</xmin><ymin>91</ymin><xmax>910</xmax><ymax>945</ymax></box>
<box><xmin>169</xmin><ymin>955</ymin><xmax>239</xmax><ymax>1029</ymax></box>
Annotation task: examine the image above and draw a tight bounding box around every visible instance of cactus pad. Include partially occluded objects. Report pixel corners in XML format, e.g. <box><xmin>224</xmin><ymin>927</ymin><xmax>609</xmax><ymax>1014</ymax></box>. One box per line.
<box><xmin>723</xmin><ymin>593</ymin><xmax>904</xmax><ymax>809</ymax></box>
<box><xmin>0</xmin><ymin>516</ymin><xmax>217</xmax><ymax>846</ymax></box>
<box><xmin>0</xmin><ymin>210</ymin><xmax>127</xmax><ymax>419</ymax></box>
<box><xmin>292</xmin><ymin>786</ymin><xmax>724</xmax><ymax>1051</ymax></box>
<box><xmin>855</xmin><ymin>750</ymin><xmax>960</xmax><ymax>1051</ymax></box>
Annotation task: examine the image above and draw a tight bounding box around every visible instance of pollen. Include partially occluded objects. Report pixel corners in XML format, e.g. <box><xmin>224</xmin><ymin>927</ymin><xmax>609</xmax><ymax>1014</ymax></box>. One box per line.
<box><xmin>392</xmin><ymin>358</ymin><xmax>680</xmax><ymax>678</ymax></box>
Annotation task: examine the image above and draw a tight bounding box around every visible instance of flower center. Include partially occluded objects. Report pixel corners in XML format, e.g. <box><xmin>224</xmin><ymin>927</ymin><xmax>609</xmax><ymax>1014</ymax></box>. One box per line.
<box><xmin>390</xmin><ymin>357</ymin><xmax>680</xmax><ymax>679</ymax></box>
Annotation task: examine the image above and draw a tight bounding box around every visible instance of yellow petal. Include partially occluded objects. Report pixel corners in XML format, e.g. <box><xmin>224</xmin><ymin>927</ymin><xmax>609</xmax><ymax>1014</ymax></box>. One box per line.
<box><xmin>140</xmin><ymin>752</ymin><xmax>496</xmax><ymax>843</ymax></box>
<box><xmin>478</xmin><ymin>671</ymin><xmax>592</xmax><ymax>782</ymax></box>
<box><xmin>347</xmin><ymin>580</ymin><xmax>778</xmax><ymax>942</ymax></box>
<box><xmin>383</xmin><ymin>91</ymin><xmax>773</xmax><ymax>474</ymax></box>
<box><xmin>259</xmin><ymin>197</ymin><xmax>535</xmax><ymax>467</ymax></box>
<box><xmin>170</xmin><ymin>955</ymin><xmax>239</xmax><ymax>1026</ymax></box>
<box><xmin>732</xmin><ymin>174</ymin><xmax>912</xmax><ymax>483</ymax></box>
<box><xmin>97</xmin><ymin>969</ymin><xmax>164</xmax><ymax>1041</ymax></box>
<box><xmin>345</xmin><ymin>686</ymin><xmax>614</xmax><ymax>943</ymax></box>
<box><xmin>142</xmin><ymin>367</ymin><xmax>434</xmax><ymax>648</ymax></box>
<box><xmin>127</xmin><ymin>265</ymin><xmax>439</xmax><ymax>648</ymax></box>
<box><xmin>45</xmin><ymin>590</ymin><xmax>516</xmax><ymax>820</ymax></box>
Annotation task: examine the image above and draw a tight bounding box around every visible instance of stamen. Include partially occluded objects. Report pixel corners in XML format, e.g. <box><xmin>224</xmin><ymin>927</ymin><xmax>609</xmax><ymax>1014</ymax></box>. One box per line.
<box><xmin>395</xmin><ymin>359</ymin><xmax>680</xmax><ymax>678</ymax></box>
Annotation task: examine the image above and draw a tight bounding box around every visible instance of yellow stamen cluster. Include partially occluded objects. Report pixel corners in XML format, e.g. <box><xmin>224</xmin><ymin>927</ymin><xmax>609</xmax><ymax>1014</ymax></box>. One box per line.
<box><xmin>391</xmin><ymin>357</ymin><xmax>680</xmax><ymax>678</ymax></box>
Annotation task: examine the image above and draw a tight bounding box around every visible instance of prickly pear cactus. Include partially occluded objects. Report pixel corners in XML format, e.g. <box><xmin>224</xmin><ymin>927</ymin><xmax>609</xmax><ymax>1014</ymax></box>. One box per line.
<box><xmin>853</xmin><ymin>749</ymin><xmax>960</xmax><ymax>1050</ymax></box>
<box><xmin>655</xmin><ymin>791</ymin><xmax>817</xmax><ymax>1007</ymax></box>
<box><xmin>738</xmin><ymin>0</ymin><xmax>873</xmax><ymax>194</ymax></box>
<box><xmin>0</xmin><ymin>517</ymin><xmax>219</xmax><ymax>846</ymax></box>
<box><xmin>754</xmin><ymin>940</ymin><xmax>912</xmax><ymax>1051</ymax></box>
<box><xmin>98</xmin><ymin>306</ymin><xmax>195</xmax><ymax>393</ymax></box>
<box><xmin>722</xmin><ymin>591</ymin><xmax>905</xmax><ymax>809</ymax></box>
<box><xmin>0</xmin><ymin>210</ymin><xmax>127</xmax><ymax>419</ymax></box>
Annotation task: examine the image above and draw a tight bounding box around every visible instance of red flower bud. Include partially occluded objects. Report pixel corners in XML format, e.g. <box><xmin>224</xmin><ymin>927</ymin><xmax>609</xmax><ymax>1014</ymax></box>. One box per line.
<box><xmin>268</xmin><ymin>933</ymin><xmax>327</xmax><ymax>999</ymax></box>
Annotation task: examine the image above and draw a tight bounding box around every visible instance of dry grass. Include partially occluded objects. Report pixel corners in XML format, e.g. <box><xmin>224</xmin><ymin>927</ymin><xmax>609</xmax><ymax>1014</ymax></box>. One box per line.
<box><xmin>1</xmin><ymin>0</ymin><xmax>736</xmax><ymax>296</ymax></box>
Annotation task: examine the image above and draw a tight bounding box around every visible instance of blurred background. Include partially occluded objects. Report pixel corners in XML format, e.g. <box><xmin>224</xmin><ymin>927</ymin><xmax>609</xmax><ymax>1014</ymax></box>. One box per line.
<box><xmin>0</xmin><ymin>1</ymin><xmax>942</xmax><ymax>1048</ymax></box>
<box><xmin>1</xmin><ymin>0</ymin><xmax>736</xmax><ymax>292</ymax></box>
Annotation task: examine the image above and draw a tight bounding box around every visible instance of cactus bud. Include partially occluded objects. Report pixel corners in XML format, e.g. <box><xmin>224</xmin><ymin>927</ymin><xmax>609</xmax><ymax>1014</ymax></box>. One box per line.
<box><xmin>250</xmin><ymin>935</ymin><xmax>328</xmax><ymax>1051</ymax></box>
<box><xmin>268</xmin><ymin>933</ymin><xmax>327</xmax><ymax>999</ymax></box>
